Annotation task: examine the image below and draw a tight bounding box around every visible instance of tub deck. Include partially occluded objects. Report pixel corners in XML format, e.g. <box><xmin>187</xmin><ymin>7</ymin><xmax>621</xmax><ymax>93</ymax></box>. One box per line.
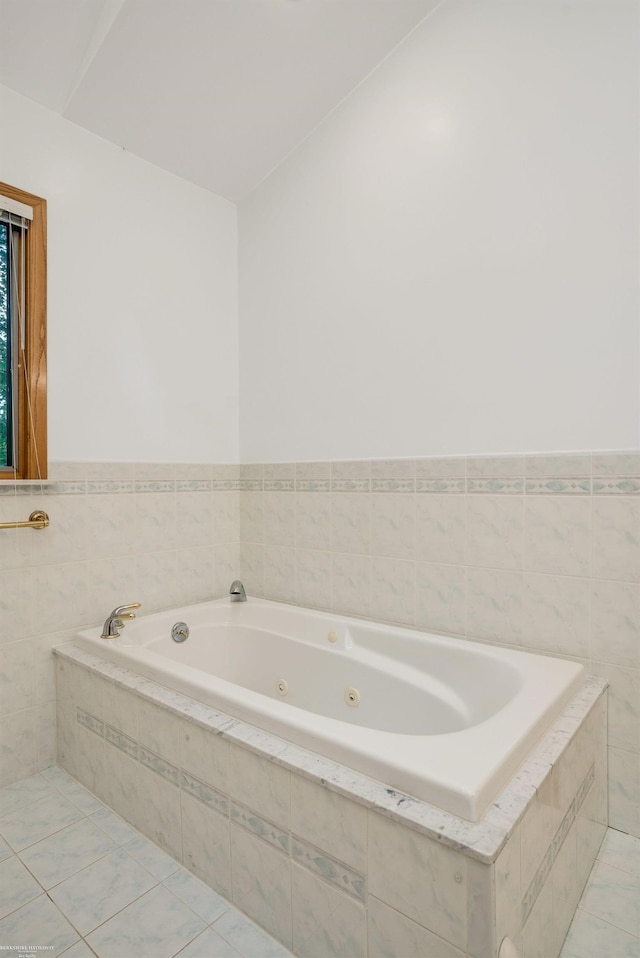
<box><xmin>74</xmin><ymin>597</ymin><xmax>585</xmax><ymax>821</ymax></box>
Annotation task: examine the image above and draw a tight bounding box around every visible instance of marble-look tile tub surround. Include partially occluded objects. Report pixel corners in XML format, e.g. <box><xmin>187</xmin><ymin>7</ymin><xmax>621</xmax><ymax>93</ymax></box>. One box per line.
<box><xmin>0</xmin><ymin>460</ymin><xmax>241</xmax><ymax>787</ymax></box>
<box><xmin>238</xmin><ymin>451</ymin><xmax>640</xmax><ymax>839</ymax></box>
<box><xmin>55</xmin><ymin>643</ymin><xmax>607</xmax><ymax>958</ymax></box>
<box><xmin>2</xmin><ymin>447</ymin><xmax>635</xmax><ymax>823</ymax></box>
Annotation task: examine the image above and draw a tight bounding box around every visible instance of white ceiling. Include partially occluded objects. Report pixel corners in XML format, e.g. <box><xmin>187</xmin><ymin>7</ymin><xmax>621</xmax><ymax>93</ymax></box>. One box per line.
<box><xmin>0</xmin><ymin>0</ymin><xmax>441</xmax><ymax>200</ymax></box>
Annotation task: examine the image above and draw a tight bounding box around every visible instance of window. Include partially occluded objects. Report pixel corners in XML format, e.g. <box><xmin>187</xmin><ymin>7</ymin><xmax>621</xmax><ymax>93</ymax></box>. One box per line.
<box><xmin>0</xmin><ymin>182</ymin><xmax>47</xmax><ymax>480</ymax></box>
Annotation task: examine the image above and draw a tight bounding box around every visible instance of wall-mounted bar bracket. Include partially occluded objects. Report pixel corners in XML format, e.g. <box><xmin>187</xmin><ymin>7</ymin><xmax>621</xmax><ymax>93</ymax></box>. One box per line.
<box><xmin>0</xmin><ymin>510</ymin><xmax>50</xmax><ymax>530</ymax></box>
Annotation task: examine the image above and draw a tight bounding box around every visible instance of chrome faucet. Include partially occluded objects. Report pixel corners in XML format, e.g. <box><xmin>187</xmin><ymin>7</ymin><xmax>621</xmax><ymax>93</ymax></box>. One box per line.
<box><xmin>229</xmin><ymin>580</ymin><xmax>247</xmax><ymax>602</ymax></box>
<box><xmin>101</xmin><ymin>602</ymin><xmax>141</xmax><ymax>638</ymax></box>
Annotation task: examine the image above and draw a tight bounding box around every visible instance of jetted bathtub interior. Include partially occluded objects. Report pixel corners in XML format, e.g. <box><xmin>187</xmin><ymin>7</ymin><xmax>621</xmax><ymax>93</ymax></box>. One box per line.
<box><xmin>75</xmin><ymin>596</ymin><xmax>585</xmax><ymax>822</ymax></box>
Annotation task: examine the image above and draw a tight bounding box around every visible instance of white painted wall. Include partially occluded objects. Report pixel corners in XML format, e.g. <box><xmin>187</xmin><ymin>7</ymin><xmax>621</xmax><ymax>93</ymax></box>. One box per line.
<box><xmin>238</xmin><ymin>0</ymin><xmax>640</xmax><ymax>462</ymax></box>
<box><xmin>0</xmin><ymin>84</ymin><xmax>239</xmax><ymax>464</ymax></box>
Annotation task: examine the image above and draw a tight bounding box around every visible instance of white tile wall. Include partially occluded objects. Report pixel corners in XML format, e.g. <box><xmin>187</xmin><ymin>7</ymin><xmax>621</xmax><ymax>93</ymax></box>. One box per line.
<box><xmin>368</xmin><ymin>811</ymin><xmax>468</xmax><ymax>950</ymax></box>
<box><xmin>231</xmin><ymin>823</ymin><xmax>292</xmax><ymax>946</ymax></box>
<box><xmin>292</xmin><ymin>862</ymin><xmax>366</xmax><ymax>958</ymax></box>
<box><xmin>239</xmin><ymin>451</ymin><xmax>640</xmax><ymax>838</ymax></box>
<box><xmin>0</xmin><ymin>462</ymin><xmax>241</xmax><ymax>788</ymax></box>
<box><xmin>2</xmin><ymin>450</ymin><xmax>638</xmax><ymax>850</ymax></box>
<box><xmin>290</xmin><ymin>776</ymin><xmax>367</xmax><ymax>873</ymax></box>
<box><xmin>181</xmin><ymin>791</ymin><xmax>231</xmax><ymax>897</ymax></box>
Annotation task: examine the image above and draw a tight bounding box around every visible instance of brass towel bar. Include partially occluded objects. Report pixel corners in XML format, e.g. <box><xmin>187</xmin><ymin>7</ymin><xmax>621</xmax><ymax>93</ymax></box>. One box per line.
<box><xmin>0</xmin><ymin>510</ymin><xmax>50</xmax><ymax>530</ymax></box>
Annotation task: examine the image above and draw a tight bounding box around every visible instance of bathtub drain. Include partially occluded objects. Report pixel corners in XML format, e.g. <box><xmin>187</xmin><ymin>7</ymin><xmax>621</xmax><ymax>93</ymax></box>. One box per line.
<box><xmin>277</xmin><ymin>679</ymin><xmax>288</xmax><ymax>696</ymax></box>
<box><xmin>171</xmin><ymin>622</ymin><xmax>189</xmax><ymax>643</ymax></box>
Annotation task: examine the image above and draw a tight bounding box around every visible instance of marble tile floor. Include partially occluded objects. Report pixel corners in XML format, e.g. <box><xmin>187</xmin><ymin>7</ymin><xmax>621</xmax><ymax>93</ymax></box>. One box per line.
<box><xmin>1</xmin><ymin>767</ymin><xmax>639</xmax><ymax>958</ymax></box>
<box><xmin>560</xmin><ymin>828</ymin><xmax>640</xmax><ymax>958</ymax></box>
<box><xmin>0</xmin><ymin>766</ymin><xmax>294</xmax><ymax>958</ymax></box>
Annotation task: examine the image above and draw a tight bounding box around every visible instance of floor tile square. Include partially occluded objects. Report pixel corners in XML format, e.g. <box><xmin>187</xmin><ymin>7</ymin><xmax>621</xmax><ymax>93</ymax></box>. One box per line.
<box><xmin>86</xmin><ymin>884</ymin><xmax>206</xmax><ymax>958</ymax></box>
<box><xmin>579</xmin><ymin>861</ymin><xmax>640</xmax><ymax>939</ymax></box>
<box><xmin>123</xmin><ymin>834</ymin><xmax>181</xmax><ymax>880</ymax></box>
<box><xmin>164</xmin><ymin>868</ymin><xmax>229</xmax><ymax>923</ymax></box>
<box><xmin>0</xmin><ymin>774</ymin><xmax>55</xmax><ymax>818</ymax></box>
<box><xmin>213</xmin><ymin>907</ymin><xmax>295</xmax><ymax>958</ymax></box>
<box><xmin>560</xmin><ymin>908</ymin><xmax>640</xmax><ymax>958</ymax></box>
<box><xmin>61</xmin><ymin>781</ymin><xmax>106</xmax><ymax>815</ymax></box>
<box><xmin>48</xmin><ymin>847</ymin><xmax>157</xmax><ymax>936</ymax></box>
<box><xmin>0</xmin><ymin>791</ymin><xmax>84</xmax><ymax>851</ymax></box>
<box><xmin>40</xmin><ymin>766</ymin><xmax>76</xmax><ymax>788</ymax></box>
<box><xmin>0</xmin><ymin>856</ymin><xmax>43</xmax><ymax>919</ymax></box>
<box><xmin>20</xmin><ymin>818</ymin><xmax>117</xmax><ymax>888</ymax></box>
<box><xmin>90</xmin><ymin>806</ymin><xmax>140</xmax><ymax>845</ymax></box>
<box><xmin>598</xmin><ymin>829</ymin><xmax>640</xmax><ymax>879</ymax></box>
<box><xmin>175</xmin><ymin>927</ymin><xmax>243</xmax><ymax>958</ymax></box>
<box><xmin>0</xmin><ymin>894</ymin><xmax>79</xmax><ymax>957</ymax></box>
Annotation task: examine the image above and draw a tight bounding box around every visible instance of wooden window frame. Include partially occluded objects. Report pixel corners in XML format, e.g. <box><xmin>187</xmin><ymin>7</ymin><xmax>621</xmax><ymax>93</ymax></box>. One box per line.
<box><xmin>0</xmin><ymin>181</ymin><xmax>47</xmax><ymax>480</ymax></box>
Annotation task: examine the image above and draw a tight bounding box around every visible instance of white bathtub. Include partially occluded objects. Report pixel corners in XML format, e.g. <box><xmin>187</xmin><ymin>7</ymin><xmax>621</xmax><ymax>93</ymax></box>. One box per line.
<box><xmin>75</xmin><ymin>597</ymin><xmax>585</xmax><ymax>821</ymax></box>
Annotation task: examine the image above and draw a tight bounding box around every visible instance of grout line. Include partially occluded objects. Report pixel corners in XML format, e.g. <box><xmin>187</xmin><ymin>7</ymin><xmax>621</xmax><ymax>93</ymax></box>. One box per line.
<box><xmin>4</xmin><ymin>770</ymin><xmax>638</xmax><ymax>958</ymax></box>
<box><xmin>6</xmin><ymin>777</ymin><xmax>241</xmax><ymax>957</ymax></box>
<box><xmin>573</xmin><ymin>902</ymin><xmax>640</xmax><ymax>941</ymax></box>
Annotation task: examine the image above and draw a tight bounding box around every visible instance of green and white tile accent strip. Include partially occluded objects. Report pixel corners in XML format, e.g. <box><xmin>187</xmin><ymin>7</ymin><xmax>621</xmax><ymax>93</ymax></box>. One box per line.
<box><xmin>76</xmin><ymin>703</ymin><xmax>367</xmax><ymax>905</ymax></box>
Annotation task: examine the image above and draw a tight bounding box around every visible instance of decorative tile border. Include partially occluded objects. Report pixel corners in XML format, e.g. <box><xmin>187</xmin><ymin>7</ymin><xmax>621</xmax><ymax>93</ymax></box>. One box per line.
<box><xmin>291</xmin><ymin>835</ymin><xmax>366</xmax><ymax>902</ymax></box>
<box><xmin>467</xmin><ymin>478</ymin><xmax>524</xmax><ymax>494</ymax></box>
<box><xmin>521</xmin><ymin>844</ymin><xmax>553</xmax><ymax>924</ymax></box>
<box><xmin>105</xmin><ymin>724</ymin><xmax>138</xmax><ymax>759</ymax></box>
<box><xmin>39</xmin><ymin>481</ymin><xmax>88</xmax><ymax>495</ymax></box>
<box><xmin>75</xmin><ymin>699</ymin><xmax>368</xmax><ymax>901</ymax></box>
<box><xmin>552</xmin><ymin>798</ymin><xmax>576</xmax><ymax>857</ymax></box>
<box><xmin>521</xmin><ymin>763</ymin><xmax>595</xmax><ymax>925</ymax></box>
<box><xmin>264</xmin><ymin>480</ymin><xmax>295</xmax><ymax>492</ymax></box>
<box><xmin>77</xmin><ymin>708</ymin><xmax>104</xmax><ymax>737</ymax></box>
<box><xmin>176</xmin><ymin>480</ymin><xmax>212</xmax><ymax>492</ymax></box>
<box><xmin>0</xmin><ymin>484</ymin><xmax>33</xmax><ymax>495</ymax></box>
<box><xmin>525</xmin><ymin>478</ymin><xmax>591</xmax><ymax>495</ymax></box>
<box><xmin>134</xmin><ymin>480</ymin><xmax>175</xmax><ymax>494</ymax></box>
<box><xmin>238</xmin><ymin>479</ymin><xmax>263</xmax><ymax>492</ymax></box>
<box><xmin>331</xmin><ymin>479</ymin><xmax>371</xmax><ymax>493</ymax></box>
<box><xmin>295</xmin><ymin>480</ymin><xmax>331</xmax><ymax>492</ymax></box>
<box><xmin>592</xmin><ymin>477</ymin><xmax>640</xmax><ymax>495</ymax></box>
<box><xmin>236</xmin><ymin>471</ymin><xmax>638</xmax><ymax>494</ymax></box>
<box><xmin>577</xmin><ymin>763</ymin><xmax>595</xmax><ymax>808</ymax></box>
<box><xmin>78</xmin><ymin>707</ymin><xmax>231</xmax><ymax>813</ymax></box>
<box><xmin>86</xmin><ymin>480</ymin><xmax>135</xmax><ymax>494</ymax></box>
<box><xmin>181</xmin><ymin>770</ymin><xmax>228</xmax><ymax>816</ymax></box>
<box><xmin>9</xmin><ymin>455</ymin><xmax>633</xmax><ymax>500</ymax></box>
<box><xmin>371</xmin><ymin>479</ymin><xmax>415</xmax><ymax>493</ymax></box>
<box><xmin>416</xmin><ymin>478</ymin><xmax>465</xmax><ymax>494</ymax></box>
<box><xmin>139</xmin><ymin>744</ymin><xmax>182</xmax><ymax>785</ymax></box>
<box><xmin>211</xmin><ymin>479</ymin><xmax>242</xmax><ymax>491</ymax></box>
<box><xmin>231</xmin><ymin>801</ymin><xmax>289</xmax><ymax>853</ymax></box>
